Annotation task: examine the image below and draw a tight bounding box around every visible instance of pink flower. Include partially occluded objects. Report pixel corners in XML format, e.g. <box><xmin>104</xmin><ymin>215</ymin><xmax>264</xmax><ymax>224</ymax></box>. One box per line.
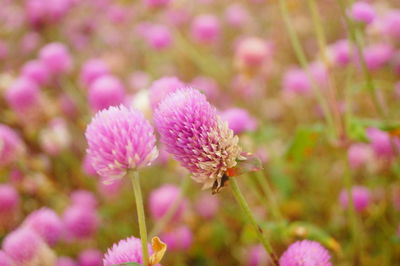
<box><xmin>282</xmin><ymin>68</ymin><xmax>311</xmax><ymax>95</ymax></box>
<box><xmin>0</xmin><ymin>250</ymin><xmax>14</xmax><ymax>266</ymax></box>
<box><xmin>145</xmin><ymin>0</ymin><xmax>171</xmax><ymax>9</ymax></box>
<box><xmin>220</xmin><ymin>108</ymin><xmax>257</xmax><ymax>134</ymax></box>
<box><xmin>235</xmin><ymin>37</ymin><xmax>271</xmax><ymax>69</ymax></box>
<box><xmin>195</xmin><ymin>193</ymin><xmax>219</xmax><ymax>219</ymax></box>
<box><xmin>347</xmin><ymin>143</ymin><xmax>373</xmax><ymax>170</ymax></box>
<box><xmin>57</xmin><ymin>256</ymin><xmax>77</xmax><ymax>266</ymax></box>
<box><xmin>21</xmin><ymin>60</ymin><xmax>50</xmax><ymax>86</ymax></box>
<box><xmin>5</xmin><ymin>77</ymin><xmax>41</xmax><ymax>115</ymax></box>
<box><xmin>381</xmin><ymin>10</ymin><xmax>400</xmax><ymax>39</ymax></box>
<box><xmin>246</xmin><ymin>244</ymin><xmax>269</xmax><ymax>266</ymax></box>
<box><xmin>80</xmin><ymin>59</ymin><xmax>110</xmax><ymax>87</ymax></box>
<box><xmin>63</xmin><ymin>205</ymin><xmax>99</xmax><ymax>239</ymax></box>
<box><xmin>149</xmin><ymin>76</ymin><xmax>186</xmax><ymax>110</ymax></box>
<box><xmin>279</xmin><ymin>240</ymin><xmax>332</xmax><ymax>266</ymax></box>
<box><xmin>88</xmin><ymin>75</ymin><xmax>126</xmax><ymax>112</ymax></box>
<box><xmin>339</xmin><ymin>186</ymin><xmax>371</xmax><ymax>212</ymax></box>
<box><xmin>39</xmin><ymin>42</ymin><xmax>72</xmax><ymax>76</ymax></box>
<box><xmin>154</xmin><ymin>88</ymin><xmax>242</xmax><ymax>190</ymax></box>
<box><xmin>149</xmin><ymin>184</ymin><xmax>187</xmax><ymax>223</ymax></box>
<box><xmin>0</xmin><ymin>125</ymin><xmax>24</xmax><ymax>166</ymax></box>
<box><xmin>70</xmin><ymin>190</ymin><xmax>98</xmax><ymax>209</ymax></box>
<box><xmin>363</xmin><ymin>43</ymin><xmax>394</xmax><ymax>71</ymax></box>
<box><xmin>160</xmin><ymin>225</ymin><xmax>193</xmax><ymax>251</ymax></box>
<box><xmin>79</xmin><ymin>249</ymin><xmax>102</xmax><ymax>266</ymax></box>
<box><xmin>350</xmin><ymin>2</ymin><xmax>375</xmax><ymax>24</ymax></box>
<box><xmin>85</xmin><ymin>105</ymin><xmax>158</xmax><ymax>181</ymax></box>
<box><xmin>191</xmin><ymin>14</ymin><xmax>220</xmax><ymax>44</ymax></box>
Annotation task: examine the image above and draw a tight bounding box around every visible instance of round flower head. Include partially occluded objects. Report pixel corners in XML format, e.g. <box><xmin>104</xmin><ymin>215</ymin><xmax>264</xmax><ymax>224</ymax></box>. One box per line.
<box><xmin>347</xmin><ymin>143</ymin><xmax>373</xmax><ymax>170</ymax></box>
<box><xmin>191</xmin><ymin>14</ymin><xmax>220</xmax><ymax>45</ymax></box>
<box><xmin>148</xmin><ymin>76</ymin><xmax>186</xmax><ymax>110</ymax></box>
<box><xmin>79</xmin><ymin>249</ymin><xmax>102</xmax><ymax>266</ymax></box>
<box><xmin>279</xmin><ymin>240</ymin><xmax>332</xmax><ymax>266</ymax></box>
<box><xmin>0</xmin><ymin>125</ymin><xmax>24</xmax><ymax>166</ymax></box>
<box><xmin>366</xmin><ymin>127</ymin><xmax>397</xmax><ymax>159</ymax></box>
<box><xmin>363</xmin><ymin>43</ymin><xmax>394</xmax><ymax>71</ymax></box>
<box><xmin>88</xmin><ymin>75</ymin><xmax>126</xmax><ymax>112</ymax></box>
<box><xmin>220</xmin><ymin>108</ymin><xmax>257</xmax><ymax>134</ymax></box>
<box><xmin>71</xmin><ymin>190</ymin><xmax>97</xmax><ymax>209</ymax></box>
<box><xmin>145</xmin><ymin>0</ymin><xmax>171</xmax><ymax>9</ymax></box>
<box><xmin>154</xmin><ymin>88</ymin><xmax>242</xmax><ymax>191</ymax></box>
<box><xmin>103</xmin><ymin>236</ymin><xmax>153</xmax><ymax>265</ymax></box>
<box><xmin>0</xmin><ymin>250</ymin><xmax>14</xmax><ymax>266</ymax></box>
<box><xmin>149</xmin><ymin>184</ymin><xmax>187</xmax><ymax>222</ymax></box>
<box><xmin>195</xmin><ymin>192</ymin><xmax>219</xmax><ymax>219</ymax></box>
<box><xmin>160</xmin><ymin>225</ymin><xmax>192</xmax><ymax>251</ymax></box>
<box><xmin>350</xmin><ymin>2</ymin><xmax>375</xmax><ymax>24</ymax></box>
<box><xmin>0</xmin><ymin>184</ymin><xmax>20</xmax><ymax>213</ymax></box>
<box><xmin>339</xmin><ymin>186</ymin><xmax>371</xmax><ymax>212</ymax></box>
<box><xmin>190</xmin><ymin>76</ymin><xmax>219</xmax><ymax>102</ymax></box>
<box><xmin>85</xmin><ymin>105</ymin><xmax>158</xmax><ymax>181</ymax></box>
<box><xmin>39</xmin><ymin>42</ymin><xmax>72</xmax><ymax>75</ymax></box>
<box><xmin>80</xmin><ymin>58</ymin><xmax>110</xmax><ymax>87</ymax></box>
<box><xmin>145</xmin><ymin>24</ymin><xmax>172</xmax><ymax>51</ymax></box>
<box><xmin>21</xmin><ymin>59</ymin><xmax>50</xmax><ymax>86</ymax></box>
<box><xmin>57</xmin><ymin>256</ymin><xmax>77</xmax><ymax>266</ymax></box>
<box><xmin>2</xmin><ymin>227</ymin><xmax>56</xmax><ymax>266</ymax></box>
<box><xmin>23</xmin><ymin>208</ymin><xmax>63</xmax><ymax>246</ymax></box>
<box><xmin>282</xmin><ymin>68</ymin><xmax>311</xmax><ymax>95</ymax></box>
<box><xmin>225</xmin><ymin>4</ymin><xmax>250</xmax><ymax>28</ymax></box>
<box><xmin>63</xmin><ymin>205</ymin><xmax>99</xmax><ymax>239</ymax></box>
<box><xmin>246</xmin><ymin>244</ymin><xmax>269</xmax><ymax>266</ymax></box>
<box><xmin>381</xmin><ymin>10</ymin><xmax>400</xmax><ymax>39</ymax></box>
<box><xmin>235</xmin><ymin>37</ymin><xmax>271</xmax><ymax>69</ymax></box>
<box><xmin>5</xmin><ymin>77</ymin><xmax>41</xmax><ymax>115</ymax></box>
<box><xmin>329</xmin><ymin>39</ymin><xmax>352</xmax><ymax>66</ymax></box>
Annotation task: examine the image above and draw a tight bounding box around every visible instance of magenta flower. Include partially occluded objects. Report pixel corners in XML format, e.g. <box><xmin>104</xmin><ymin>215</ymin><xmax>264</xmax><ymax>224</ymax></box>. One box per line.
<box><xmin>103</xmin><ymin>236</ymin><xmax>153</xmax><ymax>266</ymax></box>
<box><xmin>57</xmin><ymin>256</ymin><xmax>77</xmax><ymax>266</ymax></box>
<box><xmin>154</xmin><ymin>88</ymin><xmax>242</xmax><ymax>191</ymax></box>
<box><xmin>70</xmin><ymin>190</ymin><xmax>98</xmax><ymax>209</ymax></box>
<box><xmin>282</xmin><ymin>68</ymin><xmax>311</xmax><ymax>95</ymax></box>
<box><xmin>80</xmin><ymin>58</ymin><xmax>110</xmax><ymax>87</ymax></box>
<box><xmin>2</xmin><ymin>227</ymin><xmax>56</xmax><ymax>266</ymax></box>
<box><xmin>39</xmin><ymin>42</ymin><xmax>72</xmax><ymax>76</ymax></box>
<box><xmin>0</xmin><ymin>125</ymin><xmax>24</xmax><ymax>166</ymax></box>
<box><xmin>23</xmin><ymin>208</ymin><xmax>64</xmax><ymax>246</ymax></box>
<box><xmin>21</xmin><ymin>59</ymin><xmax>50</xmax><ymax>86</ymax></box>
<box><xmin>279</xmin><ymin>240</ymin><xmax>332</xmax><ymax>266</ymax></box>
<box><xmin>79</xmin><ymin>249</ymin><xmax>102</xmax><ymax>266</ymax></box>
<box><xmin>63</xmin><ymin>205</ymin><xmax>99</xmax><ymax>239</ymax></box>
<box><xmin>0</xmin><ymin>250</ymin><xmax>14</xmax><ymax>266</ymax></box>
<box><xmin>5</xmin><ymin>77</ymin><xmax>41</xmax><ymax>115</ymax></box>
<box><xmin>85</xmin><ymin>105</ymin><xmax>158</xmax><ymax>181</ymax></box>
<box><xmin>195</xmin><ymin>192</ymin><xmax>219</xmax><ymax>219</ymax></box>
<box><xmin>347</xmin><ymin>143</ymin><xmax>373</xmax><ymax>170</ymax></box>
<box><xmin>235</xmin><ymin>37</ymin><xmax>270</xmax><ymax>69</ymax></box>
<box><xmin>220</xmin><ymin>108</ymin><xmax>258</xmax><ymax>134</ymax></box>
<box><xmin>246</xmin><ymin>244</ymin><xmax>270</xmax><ymax>266</ymax></box>
<box><xmin>149</xmin><ymin>184</ymin><xmax>187</xmax><ymax>223</ymax></box>
<box><xmin>148</xmin><ymin>76</ymin><xmax>186</xmax><ymax>110</ymax></box>
<box><xmin>350</xmin><ymin>2</ymin><xmax>375</xmax><ymax>24</ymax></box>
<box><xmin>88</xmin><ymin>75</ymin><xmax>126</xmax><ymax>112</ymax></box>
<box><xmin>160</xmin><ymin>225</ymin><xmax>193</xmax><ymax>251</ymax></box>
<box><xmin>339</xmin><ymin>186</ymin><xmax>371</xmax><ymax>212</ymax></box>
<box><xmin>191</xmin><ymin>14</ymin><xmax>220</xmax><ymax>45</ymax></box>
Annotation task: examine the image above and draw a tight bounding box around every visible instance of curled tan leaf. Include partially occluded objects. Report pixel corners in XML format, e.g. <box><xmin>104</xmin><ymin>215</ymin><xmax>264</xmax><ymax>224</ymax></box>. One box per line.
<box><xmin>149</xmin><ymin>237</ymin><xmax>167</xmax><ymax>265</ymax></box>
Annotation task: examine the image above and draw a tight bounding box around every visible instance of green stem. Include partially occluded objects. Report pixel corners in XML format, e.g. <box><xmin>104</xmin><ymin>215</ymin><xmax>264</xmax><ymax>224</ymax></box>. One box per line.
<box><xmin>230</xmin><ymin>178</ymin><xmax>279</xmax><ymax>266</ymax></box>
<box><xmin>254</xmin><ymin>171</ymin><xmax>284</xmax><ymax>222</ymax></box>
<box><xmin>337</xmin><ymin>0</ymin><xmax>387</xmax><ymax>118</ymax></box>
<box><xmin>150</xmin><ymin>176</ymin><xmax>190</xmax><ymax>237</ymax></box>
<box><xmin>129</xmin><ymin>171</ymin><xmax>149</xmax><ymax>266</ymax></box>
<box><xmin>278</xmin><ymin>0</ymin><xmax>337</xmax><ymax>141</ymax></box>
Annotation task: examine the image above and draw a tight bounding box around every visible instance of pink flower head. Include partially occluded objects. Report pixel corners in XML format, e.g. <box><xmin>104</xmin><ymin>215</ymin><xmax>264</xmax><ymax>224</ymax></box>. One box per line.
<box><xmin>0</xmin><ymin>125</ymin><xmax>24</xmax><ymax>166</ymax></box>
<box><xmin>225</xmin><ymin>4</ymin><xmax>250</xmax><ymax>27</ymax></box>
<box><xmin>0</xmin><ymin>184</ymin><xmax>19</xmax><ymax>213</ymax></box>
<box><xmin>330</xmin><ymin>39</ymin><xmax>352</xmax><ymax>66</ymax></box>
<box><xmin>160</xmin><ymin>225</ymin><xmax>193</xmax><ymax>251</ymax></box>
<box><xmin>363</xmin><ymin>43</ymin><xmax>394</xmax><ymax>71</ymax></box>
<box><xmin>85</xmin><ymin>105</ymin><xmax>158</xmax><ymax>181</ymax></box>
<box><xmin>2</xmin><ymin>227</ymin><xmax>56</xmax><ymax>265</ymax></box>
<box><xmin>39</xmin><ymin>42</ymin><xmax>72</xmax><ymax>75</ymax></box>
<box><xmin>0</xmin><ymin>250</ymin><xmax>14</xmax><ymax>266</ymax></box>
<box><xmin>63</xmin><ymin>205</ymin><xmax>99</xmax><ymax>239</ymax></box>
<box><xmin>279</xmin><ymin>240</ymin><xmax>332</xmax><ymax>266</ymax></box>
<box><xmin>366</xmin><ymin>127</ymin><xmax>397</xmax><ymax>158</ymax></box>
<box><xmin>350</xmin><ymin>2</ymin><xmax>375</xmax><ymax>24</ymax></box>
<box><xmin>21</xmin><ymin>60</ymin><xmax>50</xmax><ymax>86</ymax></box>
<box><xmin>79</xmin><ymin>249</ymin><xmax>102</xmax><ymax>266</ymax></box>
<box><xmin>145</xmin><ymin>24</ymin><xmax>172</xmax><ymax>51</ymax></box>
<box><xmin>71</xmin><ymin>190</ymin><xmax>98</xmax><ymax>209</ymax></box>
<box><xmin>57</xmin><ymin>256</ymin><xmax>77</xmax><ymax>266</ymax></box>
<box><xmin>282</xmin><ymin>68</ymin><xmax>311</xmax><ymax>95</ymax></box>
<box><xmin>191</xmin><ymin>14</ymin><xmax>220</xmax><ymax>45</ymax></box>
<box><xmin>80</xmin><ymin>59</ymin><xmax>110</xmax><ymax>87</ymax></box>
<box><xmin>195</xmin><ymin>193</ymin><xmax>219</xmax><ymax>219</ymax></box>
<box><xmin>339</xmin><ymin>186</ymin><xmax>371</xmax><ymax>212</ymax></box>
<box><xmin>145</xmin><ymin>0</ymin><xmax>171</xmax><ymax>9</ymax></box>
<box><xmin>103</xmin><ymin>236</ymin><xmax>153</xmax><ymax>265</ymax></box>
<box><xmin>235</xmin><ymin>37</ymin><xmax>271</xmax><ymax>69</ymax></box>
<box><xmin>220</xmin><ymin>108</ymin><xmax>257</xmax><ymax>134</ymax></box>
<box><xmin>149</xmin><ymin>184</ymin><xmax>187</xmax><ymax>222</ymax></box>
<box><xmin>190</xmin><ymin>76</ymin><xmax>219</xmax><ymax>102</ymax></box>
<box><xmin>23</xmin><ymin>208</ymin><xmax>63</xmax><ymax>246</ymax></box>
<box><xmin>381</xmin><ymin>10</ymin><xmax>400</xmax><ymax>39</ymax></box>
<box><xmin>246</xmin><ymin>244</ymin><xmax>269</xmax><ymax>266</ymax></box>
<box><xmin>5</xmin><ymin>77</ymin><xmax>41</xmax><ymax>115</ymax></box>
<box><xmin>154</xmin><ymin>88</ymin><xmax>242</xmax><ymax>190</ymax></box>
<box><xmin>88</xmin><ymin>75</ymin><xmax>126</xmax><ymax>112</ymax></box>
<box><xmin>308</xmin><ymin>62</ymin><xmax>328</xmax><ymax>89</ymax></box>
<box><xmin>347</xmin><ymin>143</ymin><xmax>373</xmax><ymax>170</ymax></box>
<box><xmin>148</xmin><ymin>76</ymin><xmax>186</xmax><ymax>110</ymax></box>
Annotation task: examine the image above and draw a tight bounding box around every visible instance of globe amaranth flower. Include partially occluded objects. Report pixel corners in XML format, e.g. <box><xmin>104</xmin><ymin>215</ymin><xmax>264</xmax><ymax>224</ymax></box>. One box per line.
<box><xmin>0</xmin><ymin>184</ymin><xmax>20</xmax><ymax>228</ymax></box>
<box><xmin>148</xmin><ymin>76</ymin><xmax>185</xmax><ymax>110</ymax></box>
<box><xmin>103</xmin><ymin>236</ymin><xmax>153</xmax><ymax>266</ymax></box>
<box><xmin>23</xmin><ymin>207</ymin><xmax>64</xmax><ymax>246</ymax></box>
<box><xmin>0</xmin><ymin>250</ymin><xmax>14</xmax><ymax>266</ymax></box>
<box><xmin>2</xmin><ymin>227</ymin><xmax>56</xmax><ymax>266</ymax></box>
<box><xmin>279</xmin><ymin>240</ymin><xmax>332</xmax><ymax>266</ymax></box>
<box><xmin>0</xmin><ymin>125</ymin><xmax>24</xmax><ymax>167</ymax></box>
<box><xmin>160</xmin><ymin>225</ymin><xmax>192</xmax><ymax>251</ymax></box>
<box><xmin>339</xmin><ymin>186</ymin><xmax>371</xmax><ymax>212</ymax></box>
<box><xmin>154</xmin><ymin>88</ymin><xmax>242</xmax><ymax>192</ymax></box>
<box><xmin>79</xmin><ymin>249</ymin><xmax>102</xmax><ymax>266</ymax></box>
<box><xmin>85</xmin><ymin>105</ymin><xmax>158</xmax><ymax>181</ymax></box>
<box><xmin>63</xmin><ymin>205</ymin><xmax>99</xmax><ymax>239</ymax></box>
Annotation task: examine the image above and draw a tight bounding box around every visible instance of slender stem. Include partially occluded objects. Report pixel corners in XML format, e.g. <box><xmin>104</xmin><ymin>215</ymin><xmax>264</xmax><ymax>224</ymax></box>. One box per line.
<box><xmin>150</xmin><ymin>176</ymin><xmax>190</xmax><ymax>237</ymax></box>
<box><xmin>129</xmin><ymin>171</ymin><xmax>149</xmax><ymax>266</ymax></box>
<box><xmin>230</xmin><ymin>178</ymin><xmax>279</xmax><ymax>266</ymax></box>
<box><xmin>254</xmin><ymin>171</ymin><xmax>284</xmax><ymax>221</ymax></box>
<box><xmin>337</xmin><ymin>0</ymin><xmax>387</xmax><ymax>117</ymax></box>
<box><xmin>278</xmin><ymin>0</ymin><xmax>337</xmax><ymax>141</ymax></box>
